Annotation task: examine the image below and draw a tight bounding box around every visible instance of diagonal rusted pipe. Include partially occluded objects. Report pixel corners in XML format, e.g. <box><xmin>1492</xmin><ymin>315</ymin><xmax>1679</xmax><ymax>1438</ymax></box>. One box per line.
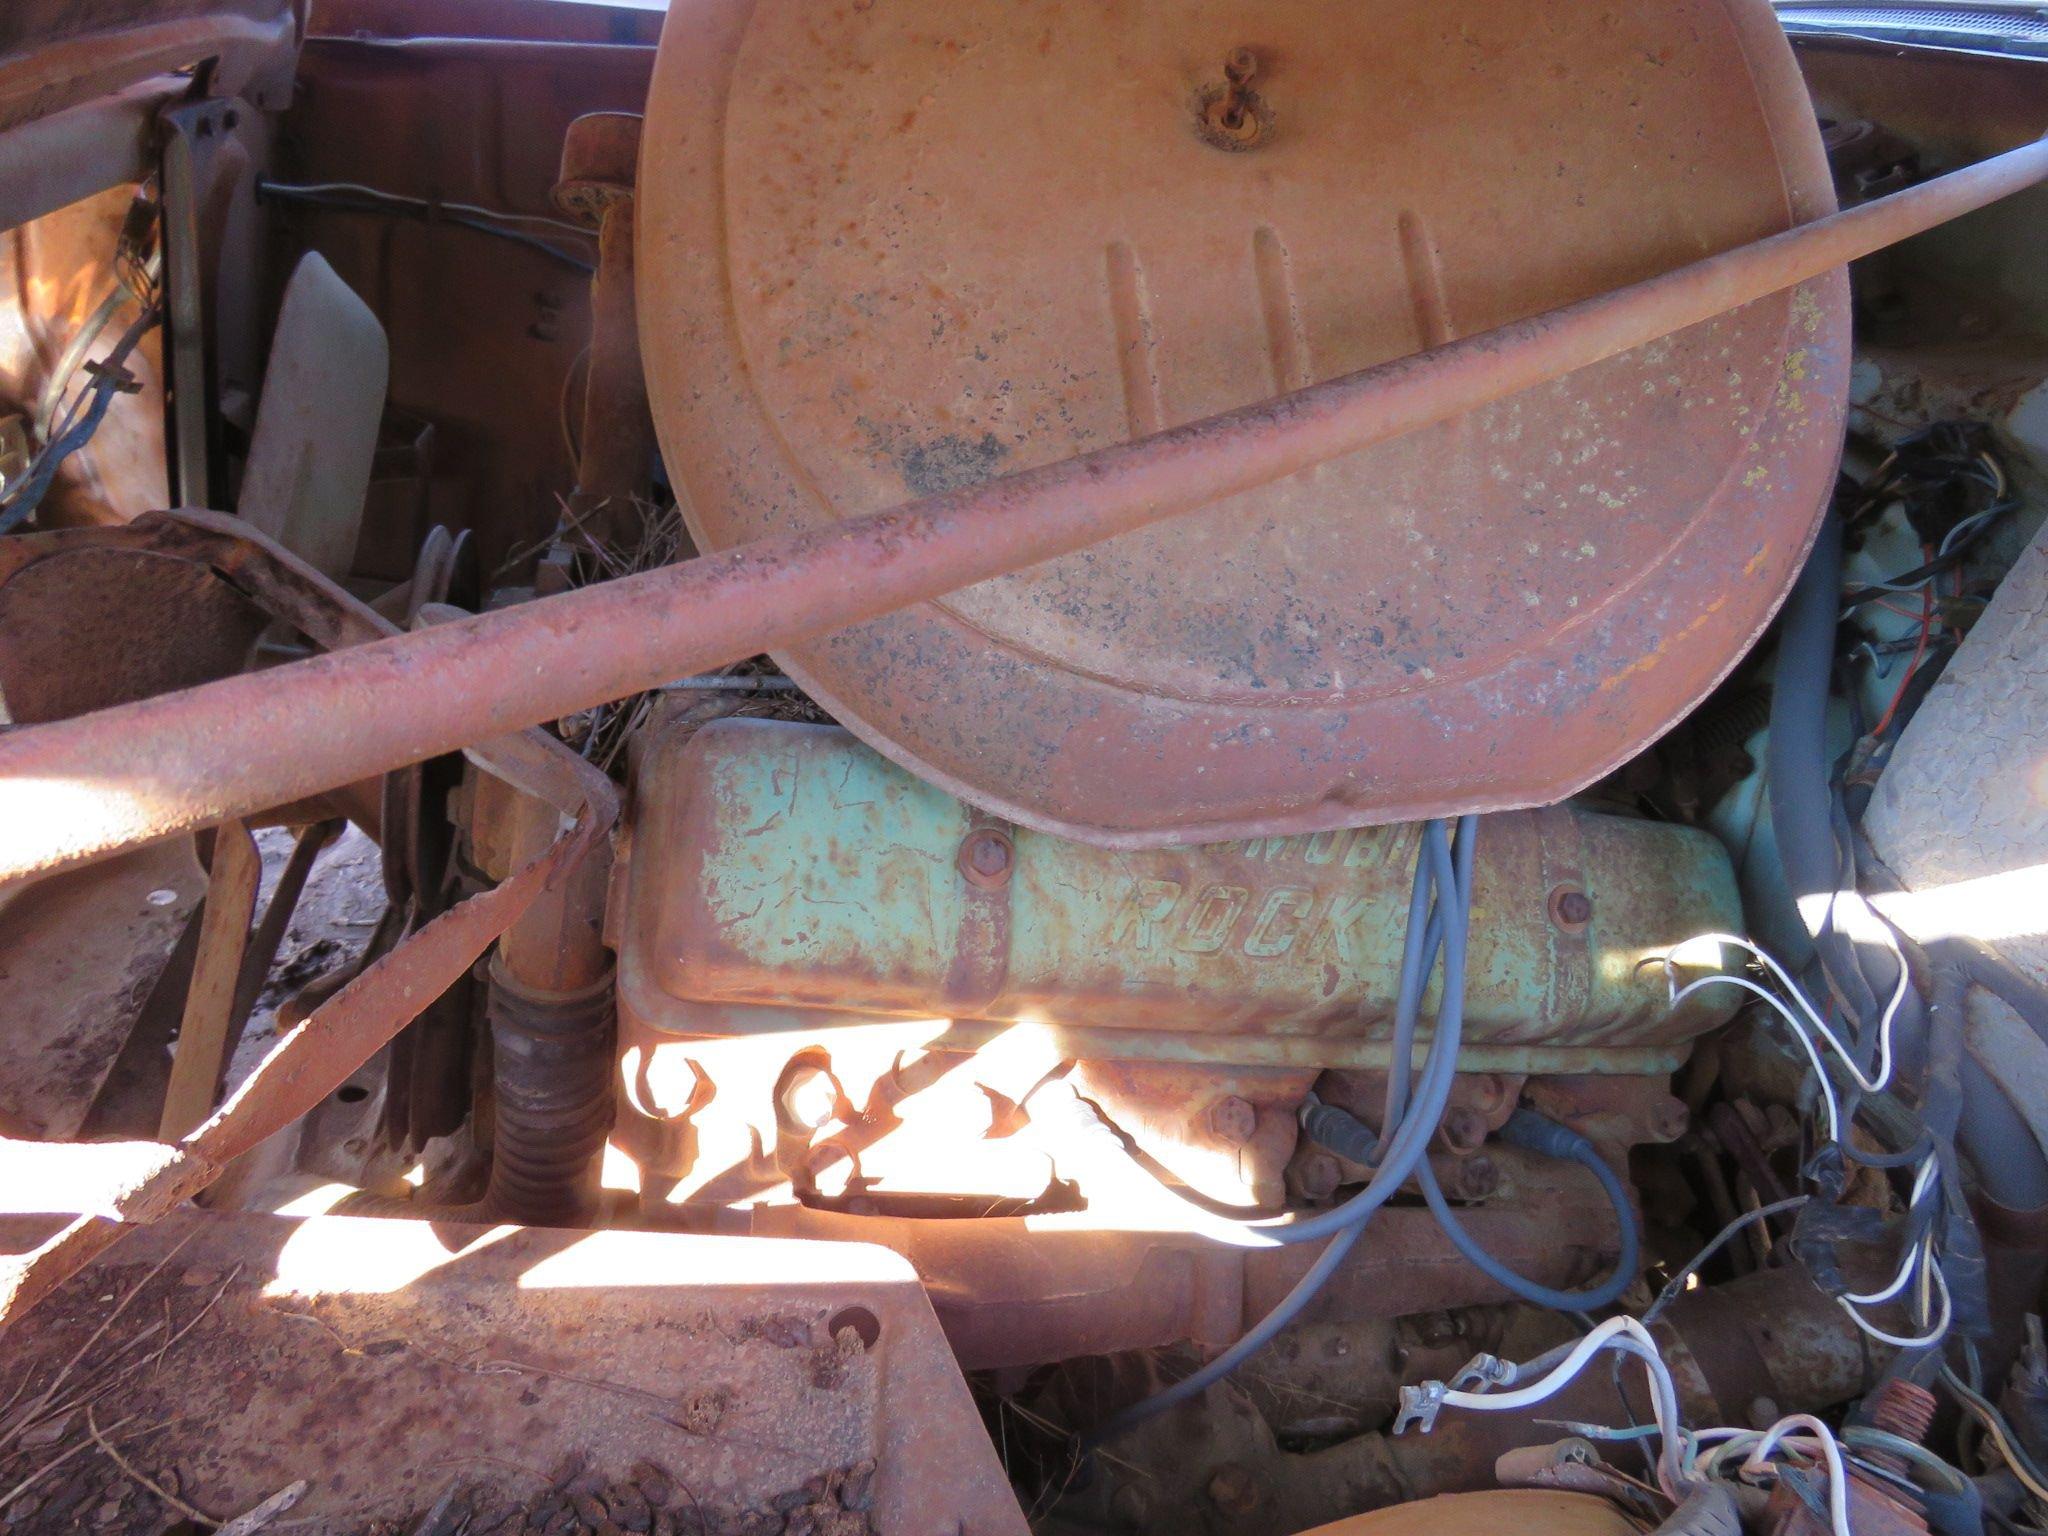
<box><xmin>3</xmin><ymin>136</ymin><xmax>2046</xmax><ymax>880</ymax></box>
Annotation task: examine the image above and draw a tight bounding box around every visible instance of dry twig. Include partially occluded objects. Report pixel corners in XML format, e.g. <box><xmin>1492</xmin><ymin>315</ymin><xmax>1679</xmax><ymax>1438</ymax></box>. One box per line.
<box><xmin>86</xmin><ymin>1404</ymin><xmax>218</xmax><ymax>1525</ymax></box>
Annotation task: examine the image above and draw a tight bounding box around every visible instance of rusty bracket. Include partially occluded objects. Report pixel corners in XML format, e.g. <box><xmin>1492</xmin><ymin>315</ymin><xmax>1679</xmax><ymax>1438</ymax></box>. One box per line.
<box><xmin>158</xmin><ymin>814</ymin><xmax>261</xmax><ymax>1139</ymax></box>
<box><xmin>0</xmin><ymin>510</ymin><xmax>617</xmax><ymax>1332</ymax></box>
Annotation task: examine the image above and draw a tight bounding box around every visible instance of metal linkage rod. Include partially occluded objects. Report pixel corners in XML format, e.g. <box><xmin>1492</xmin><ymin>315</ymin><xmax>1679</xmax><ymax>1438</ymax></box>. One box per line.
<box><xmin>4</xmin><ymin>136</ymin><xmax>2046</xmax><ymax>880</ymax></box>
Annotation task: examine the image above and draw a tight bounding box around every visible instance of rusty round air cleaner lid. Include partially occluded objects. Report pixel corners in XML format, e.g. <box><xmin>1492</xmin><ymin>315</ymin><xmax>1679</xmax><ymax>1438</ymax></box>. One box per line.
<box><xmin>637</xmin><ymin>0</ymin><xmax>1847</xmax><ymax>848</ymax></box>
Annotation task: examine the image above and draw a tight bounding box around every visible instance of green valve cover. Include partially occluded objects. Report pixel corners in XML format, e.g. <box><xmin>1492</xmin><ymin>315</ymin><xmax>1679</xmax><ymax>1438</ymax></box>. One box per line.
<box><xmin>618</xmin><ymin>720</ymin><xmax>1742</xmax><ymax>1075</ymax></box>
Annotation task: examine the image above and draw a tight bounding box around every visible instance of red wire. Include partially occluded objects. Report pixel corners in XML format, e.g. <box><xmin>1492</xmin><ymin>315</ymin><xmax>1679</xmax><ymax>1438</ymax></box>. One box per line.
<box><xmin>1871</xmin><ymin>553</ymin><xmax>1935</xmax><ymax>739</ymax></box>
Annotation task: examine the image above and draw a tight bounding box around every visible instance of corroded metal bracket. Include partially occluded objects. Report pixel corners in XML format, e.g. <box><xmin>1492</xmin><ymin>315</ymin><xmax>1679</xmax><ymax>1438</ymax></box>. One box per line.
<box><xmin>0</xmin><ymin>512</ymin><xmax>617</xmax><ymax>1330</ymax></box>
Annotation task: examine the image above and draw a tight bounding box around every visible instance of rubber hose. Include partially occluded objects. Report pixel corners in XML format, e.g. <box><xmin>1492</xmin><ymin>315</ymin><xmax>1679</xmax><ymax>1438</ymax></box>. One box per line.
<box><xmin>484</xmin><ymin>967</ymin><xmax>618</xmax><ymax>1226</ymax></box>
<box><xmin>1768</xmin><ymin>514</ymin><xmax>1875</xmax><ymax>1034</ymax></box>
<box><xmin>1767</xmin><ymin>522</ymin><xmax>2048</xmax><ymax>1207</ymax></box>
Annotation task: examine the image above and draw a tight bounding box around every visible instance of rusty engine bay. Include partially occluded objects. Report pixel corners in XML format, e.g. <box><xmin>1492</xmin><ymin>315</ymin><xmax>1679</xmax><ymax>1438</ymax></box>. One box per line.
<box><xmin>4</xmin><ymin>0</ymin><xmax>2048</xmax><ymax>1533</ymax></box>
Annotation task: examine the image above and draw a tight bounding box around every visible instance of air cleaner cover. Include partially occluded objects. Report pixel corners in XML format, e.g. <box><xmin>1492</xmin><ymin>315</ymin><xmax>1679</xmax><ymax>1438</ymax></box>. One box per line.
<box><xmin>637</xmin><ymin>0</ymin><xmax>1847</xmax><ymax>847</ymax></box>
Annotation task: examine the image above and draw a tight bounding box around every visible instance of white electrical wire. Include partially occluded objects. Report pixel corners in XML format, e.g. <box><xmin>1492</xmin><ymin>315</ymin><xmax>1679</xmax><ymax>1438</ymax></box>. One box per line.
<box><xmin>1431</xmin><ymin>1318</ymin><xmax>1691</xmax><ymax>1498</ymax></box>
<box><xmin>1665</xmin><ymin>930</ymin><xmax>1951</xmax><ymax>1351</ymax></box>
<box><xmin>1743</xmin><ymin>1415</ymin><xmax>1854</xmax><ymax>1536</ymax></box>
<box><xmin>1839</xmin><ymin>1240</ymin><xmax>1952</xmax><ymax>1349</ymax></box>
<box><xmin>1843</xmin><ymin>1157</ymin><xmax>1940</xmax><ymax>1306</ymax></box>
<box><xmin>1667</xmin><ymin>928</ymin><xmax>1907</xmax><ymax>1099</ymax></box>
<box><xmin>1668</xmin><ymin>968</ymin><xmax>1843</xmax><ymax>1142</ymax></box>
<box><xmin>1689</xmin><ymin>1417</ymin><xmax>1853</xmax><ymax>1536</ymax></box>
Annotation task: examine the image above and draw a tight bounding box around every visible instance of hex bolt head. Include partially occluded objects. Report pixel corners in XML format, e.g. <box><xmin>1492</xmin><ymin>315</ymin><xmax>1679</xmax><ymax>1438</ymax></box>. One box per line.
<box><xmin>958</xmin><ymin>827</ymin><xmax>1014</xmax><ymax>887</ymax></box>
<box><xmin>1648</xmin><ymin>1096</ymin><xmax>1690</xmax><ymax>1143</ymax></box>
<box><xmin>1450</xmin><ymin>1153</ymin><xmax>1499</xmax><ymax>1201</ymax></box>
<box><xmin>1439</xmin><ymin>1104</ymin><xmax>1488</xmax><ymax>1155</ymax></box>
<box><xmin>1207</xmin><ymin>1094</ymin><xmax>1258</xmax><ymax>1147</ymax></box>
<box><xmin>1549</xmin><ymin>885</ymin><xmax>1594</xmax><ymax>930</ymax></box>
<box><xmin>1294</xmin><ymin>1151</ymin><xmax>1341</xmax><ymax>1202</ymax></box>
<box><xmin>1468</xmin><ymin>1072</ymin><xmax>1509</xmax><ymax>1114</ymax></box>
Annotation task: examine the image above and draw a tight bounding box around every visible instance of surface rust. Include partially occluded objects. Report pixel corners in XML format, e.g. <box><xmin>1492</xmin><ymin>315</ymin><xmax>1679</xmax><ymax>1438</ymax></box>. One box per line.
<box><xmin>0</xmin><ymin>1211</ymin><xmax>1026</xmax><ymax>1535</ymax></box>
<box><xmin>638</xmin><ymin>0</ymin><xmax>1852</xmax><ymax>845</ymax></box>
<box><xmin>4</xmin><ymin>138</ymin><xmax>2048</xmax><ymax>877</ymax></box>
<box><xmin>621</xmin><ymin>720</ymin><xmax>1744</xmax><ymax>1064</ymax></box>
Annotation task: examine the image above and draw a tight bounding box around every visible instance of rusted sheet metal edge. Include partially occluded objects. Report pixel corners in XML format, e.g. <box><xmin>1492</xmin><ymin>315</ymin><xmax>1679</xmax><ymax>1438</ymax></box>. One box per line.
<box><xmin>0</xmin><ymin>76</ymin><xmax>180</xmax><ymax>236</ymax></box>
<box><xmin>0</xmin><ymin>4</ymin><xmax>298</xmax><ymax>135</ymax></box>
<box><xmin>0</xmin><ymin>513</ymin><xmax>617</xmax><ymax>1331</ymax></box>
<box><xmin>2</xmin><ymin>138</ymin><xmax>2047</xmax><ymax>881</ymax></box>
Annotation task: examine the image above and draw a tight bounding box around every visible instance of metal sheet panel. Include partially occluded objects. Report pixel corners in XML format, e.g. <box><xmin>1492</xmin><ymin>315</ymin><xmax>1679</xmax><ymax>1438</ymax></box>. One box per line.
<box><xmin>637</xmin><ymin>0</ymin><xmax>1850</xmax><ymax>844</ymax></box>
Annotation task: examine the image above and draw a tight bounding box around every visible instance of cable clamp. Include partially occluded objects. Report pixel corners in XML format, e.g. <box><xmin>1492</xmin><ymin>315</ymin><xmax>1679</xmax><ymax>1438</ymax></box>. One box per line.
<box><xmin>1393</xmin><ymin>1381</ymin><xmax>1448</xmax><ymax>1436</ymax></box>
<box><xmin>80</xmin><ymin>359</ymin><xmax>143</xmax><ymax>396</ymax></box>
<box><xmin>1449</xmin><ymin>1352</ymin><xmax>1516</xmax><ymax>1392</ymax></box>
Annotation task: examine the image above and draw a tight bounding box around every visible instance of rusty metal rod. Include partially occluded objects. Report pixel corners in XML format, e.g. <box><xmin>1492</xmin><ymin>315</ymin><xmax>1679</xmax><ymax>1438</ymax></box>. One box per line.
<box><xmin>4</xmin><ymin>137</ymin><xmax>2046</xmax><ymax>880</ymax></box>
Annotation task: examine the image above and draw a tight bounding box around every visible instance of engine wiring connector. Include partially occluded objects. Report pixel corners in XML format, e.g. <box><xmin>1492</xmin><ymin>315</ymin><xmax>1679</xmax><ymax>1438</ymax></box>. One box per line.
<box><xmin>1448</xmin><ymin>1353</ymin><xmax>1518</xmax><ymax>1392</ymax></box>
<box><xmin>1393</xmin><ymin>1380</ymin><xmax>1450</xmax><ymax>1436</ymax></box>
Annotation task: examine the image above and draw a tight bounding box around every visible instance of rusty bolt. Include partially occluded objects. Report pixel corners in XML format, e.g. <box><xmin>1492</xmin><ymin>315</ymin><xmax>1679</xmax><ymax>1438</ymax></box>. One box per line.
<box><xmin>1447</xmin><ymin>1153</ymin><xmax>1499</xmax><ymax>1202</ymax></box>
<box><xmin>553</xmin><ymin>111</ymin><xmax>643</xmax><ymax>225</ymax></box>
<box><xmin>1207</xmin><ymin>1094</ymin><xmax>1258</xmax><ymax>1147</ymax></box>
<box><xmin>1647</xmin><ymin>1096</ymin><xmax>1690</xmax><ymax>1144</ymax></box>
<box><xmin>1293</xmin><ymin>1152</ymin><xmax>1341</xmax><ymax>1202</ymax></box>
<box><xmin>1549</xmin><ymin>885</ymin><xmax>1593</xmax><ymax>930</ymax></box>
<box><xmin>1468</xmin><ymin>1072</ymin><xmax>1509</xmax><ymax>1115</ymax></box>
<box><xmin>1439</xmin><ymin>1104</ymin><xmax>1488</xmax><ymax>1155</ymax></box>
<box><xmin>958</xmin><ymin>827</ymin><xmax>1014</xmax><ymax>888</ymax></box>
<box><xmin>1207</xmin><ymin>1463</ymin><xmax>1261</xmax><ymax>1515</ymax></box>
<box><xmin>1407</xmin><ymin>1311</ymin><xmax>1464</xmax><ymax>1349</ymax></box>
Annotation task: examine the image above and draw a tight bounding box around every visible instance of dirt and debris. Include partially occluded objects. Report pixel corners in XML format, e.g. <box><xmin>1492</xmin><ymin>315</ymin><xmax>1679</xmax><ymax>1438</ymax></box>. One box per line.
<box><xmin>0</xmin><ymin>1210</ymin><xmax>999</xmax><ymax>1536</ymax></box>
<box><xmin>351</xmin><ymin>1457</ymin><xmax>881</xmax><ymax>1536</ymax></box>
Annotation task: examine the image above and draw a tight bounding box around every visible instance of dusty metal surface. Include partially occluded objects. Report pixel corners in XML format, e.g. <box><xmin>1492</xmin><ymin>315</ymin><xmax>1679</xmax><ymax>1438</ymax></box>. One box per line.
<box><xmin>0</xmin><ymin>543</ymin><xmax>263</xmax><ymax>721</ymax></box>
<box><xmin>1296</xmin><ymin>1492</ymin><xmax>1638</xmax><ymax>1536</ymax></box>
<box><xmin>708</xmin><ymin>1176</ymin><xmax>1618</xmax><ymax>1372</ymax></box>
<box><xmin>622</xmin><ymin>720</ymin><xmax>1742</xmax><ymax>1069</ymax></box>
<box><xmin>0</xmin><ymin>0</ymin><xmax>298</xmax><ymax>135</ymax></box>
<box><xmin>0</xmin><ymin>843</ymin><xmax>202</xmax><ymax>1139</ymax></box>
<box><xmin>0</xmin><ymin>80</ymin><xmax>172</xmax><ymax>256</ymax></box>
<box><xmin>0</xmin><ymin>513</ymin><xmax>615</xmax><ymax>1329</ymax></box>
<box><xmin>637</xmin><ymin>0</ymin><xmax>1848</xmax><ymax>845</ymax></box>
<box><xmin>9</xmin><ymin>130</ymin><xmax>2047</xmax><ymax>880</ymax></box>
<box><xmin>0</xmin><ymin>1211</ymin><xmax>1027</xmax><ymax>1535</ymax></box>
